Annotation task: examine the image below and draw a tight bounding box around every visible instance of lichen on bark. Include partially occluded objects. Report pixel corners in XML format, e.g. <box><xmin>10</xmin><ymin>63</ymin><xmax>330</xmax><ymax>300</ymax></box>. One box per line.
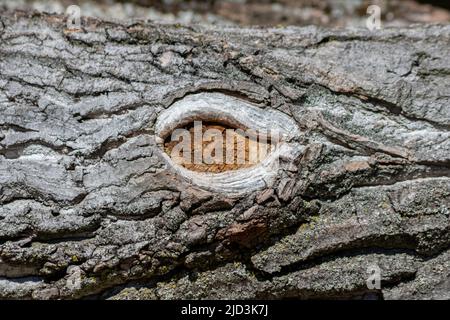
<box><xmin>0</xmin><ymin>10</ymin><xmax>449</xmax><ymax>300</ymax></box>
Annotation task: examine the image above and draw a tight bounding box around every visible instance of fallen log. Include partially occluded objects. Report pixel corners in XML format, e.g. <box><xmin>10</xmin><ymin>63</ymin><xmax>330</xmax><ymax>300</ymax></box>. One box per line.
<box><xmin>0</xmin><ymin>10</ymin><xmax>449</xmax><ymax>299</ymax></box>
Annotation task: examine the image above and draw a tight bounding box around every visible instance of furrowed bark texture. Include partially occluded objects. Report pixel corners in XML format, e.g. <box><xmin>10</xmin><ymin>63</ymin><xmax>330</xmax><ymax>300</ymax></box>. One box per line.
<box><xmin>0</xmin><ymin>11</ymin><xmax>449</xmax><ymax>300</ymax></box>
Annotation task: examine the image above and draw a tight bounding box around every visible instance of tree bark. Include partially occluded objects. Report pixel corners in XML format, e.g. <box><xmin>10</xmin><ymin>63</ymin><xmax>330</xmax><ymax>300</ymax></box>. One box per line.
<box><xmin>0</xmin><ymin>10</ymin><xmax>449</xmax><ymax>300</ymax></box>
<box><xmin>2</xmin><ymin>0</ymin><xmax>450</xmax><ymax>27</ymax></box>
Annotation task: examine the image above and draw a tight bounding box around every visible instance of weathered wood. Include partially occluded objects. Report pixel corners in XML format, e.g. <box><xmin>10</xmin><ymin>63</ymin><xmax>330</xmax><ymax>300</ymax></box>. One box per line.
<box><xmin>0</xmin><ymin>10</ymin><xmax>449</xmax><ymax>299</ymax></box>
<box><xmin>2</xmin><ymin>0</ymin><xmax>449</xmax><ymax>27</ymax></box>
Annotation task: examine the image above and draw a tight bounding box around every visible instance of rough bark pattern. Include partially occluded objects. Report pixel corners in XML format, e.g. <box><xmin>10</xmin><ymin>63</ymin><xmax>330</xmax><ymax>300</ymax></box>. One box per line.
<box><xmin>0</xmin><ymin>10</ymin><xmax>449</xmax><ymax>300</ymax></box>
<box><xmin>1</xmin><ymin>0</ymin><xmax>450</xmax><ymax>27</ymax></box>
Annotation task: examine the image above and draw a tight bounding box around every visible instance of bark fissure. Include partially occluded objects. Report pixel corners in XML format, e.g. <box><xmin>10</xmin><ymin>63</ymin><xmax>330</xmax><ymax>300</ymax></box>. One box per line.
<box><xmin>0</xmin><ymin>11</ymin><xmax>449</xmax><ymax>300</ymax></box>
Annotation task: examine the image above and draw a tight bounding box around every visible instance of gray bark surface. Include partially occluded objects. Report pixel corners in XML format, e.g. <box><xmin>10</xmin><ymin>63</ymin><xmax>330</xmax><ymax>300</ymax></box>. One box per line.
<box><xmin>0</xmin><ymin>10</ymin><xmax>449</xmax><ymax>299</ymax></box>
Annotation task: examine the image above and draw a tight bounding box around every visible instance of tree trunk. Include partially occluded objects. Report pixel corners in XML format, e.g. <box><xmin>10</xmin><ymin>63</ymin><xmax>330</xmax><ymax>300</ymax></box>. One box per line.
<box><xmin>0</xmin><ymin>10</ymin><xmax>449</xmax><ymax>300</ymax></box>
